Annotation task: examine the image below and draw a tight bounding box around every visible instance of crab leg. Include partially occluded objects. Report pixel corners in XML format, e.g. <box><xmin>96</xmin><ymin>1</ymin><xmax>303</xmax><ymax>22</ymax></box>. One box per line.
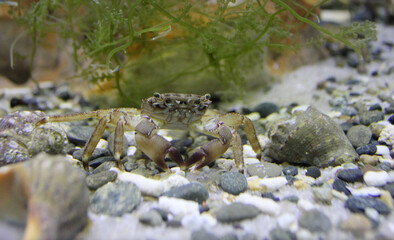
<box><xmin>134</xmin><ymin>118</ymin><xmax>184</xmax><ymax>170</ymax></box>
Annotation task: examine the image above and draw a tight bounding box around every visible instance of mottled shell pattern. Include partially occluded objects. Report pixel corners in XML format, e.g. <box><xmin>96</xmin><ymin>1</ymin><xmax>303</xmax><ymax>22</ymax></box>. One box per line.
<box><xmin>267</xmin><ymin>106</ymin><xmax>357</xmax><ymax>167</ymax></box>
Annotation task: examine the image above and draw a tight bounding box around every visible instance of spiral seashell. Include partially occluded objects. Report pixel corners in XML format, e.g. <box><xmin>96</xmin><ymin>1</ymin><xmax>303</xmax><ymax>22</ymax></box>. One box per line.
<box><xmin>267</xmin><ymin>106</ymin><xmax>357</xmax><ymax>167</ymax></box>
<box><xmin>0</xmin><ymin>153</ymin><xmax>89</xmax><ymax>240</ymax></box>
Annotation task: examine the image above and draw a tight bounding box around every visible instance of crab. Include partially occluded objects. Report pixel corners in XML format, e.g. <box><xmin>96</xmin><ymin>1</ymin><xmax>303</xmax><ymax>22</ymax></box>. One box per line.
<box><xmin>36</xmin><ymin>93</ymin><xmax>262</xmax><ymax>172</ymax></box>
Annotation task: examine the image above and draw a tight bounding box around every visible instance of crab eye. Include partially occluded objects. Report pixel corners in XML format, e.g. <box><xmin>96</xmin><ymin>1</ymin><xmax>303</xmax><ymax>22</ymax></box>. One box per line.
<box><xmin>203</xmin><ymin>93</ymin><xmax>211</xmax><ymax>100</ymax></box>
<box><xmin>153</xmin><ymin>92</ymin><xmax>161</xmax><ymax>98</ymax></box>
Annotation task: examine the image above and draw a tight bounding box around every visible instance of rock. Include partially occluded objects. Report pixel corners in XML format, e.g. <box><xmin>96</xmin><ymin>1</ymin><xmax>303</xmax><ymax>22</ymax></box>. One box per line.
<box><xmin>246</xmin><ymin>162</ymin><xmax>282</xmax><ymax>178</ymax></box>
<box><xmin>346</xmin><ymin>125</ymin><xmax>372</xmax><ymax>148</ymax></box>
<box><xmin>359</xmin><ymin>110</ymin><xmax>384</xmax><ymax>126</ymax></box>
<box><xmin>86</xmin><ymin>171</ymin><xmax>117</xmax><ymax>190</ymax></box>
<box><xmin>312</xmin><ymin>186</ymin><xmax>333</xmax><ymax>205</ymax></box>
<box><xmin>241</xmin><ymin>233</ymin><xmax>258</xmax><ymax>240</ymax></box>
<box><xmin>340</xmin><ymin>213</ymin><xmax>372</xmax><ymax>236</ymax></box>
<box><xmin>158</xmin><ymin>196</ymin><xmax>199</xmax><ymax>217</ymax></box>
<box><xmin>219</xmin><ymin>171</ymin><xmax>248</xmax><ymax>195</ymax></box>
<box><xmin>92</xmin><ymin>161</ymin><xmax>117</xmax><ymax>174</ymax></box>
<box><xmin>360</xmin><ymin>154</ymin><xmax>379</xmax><ymax>165</ymax></box>
<box><xmin>364</xmin><ymin>171</ymin><xmax>390</xmax><ymax>187</ymax></box>
<box><xmin>337</xmin><ymin>168</ymin><xmax>364</xmax><ymax>183</ymax></box>
<box><xmin>356</xmin><ymin>144</ymin><xmax>377</xmax><ymax>155</ymax></box>
<box><xmin>236</xmin><ymin>193</ymin><xmax>280</xmax><ymax>215</ymax></box>
<box><xmin>162</xmin><ymin>182</ymin><xmax>209</xmax><ymax>204</ymax></box>
<box><xmin>270</xmin><ymin>228</ymin><xmax>293</xmax><ymax>240</ymax></box>
<box><xmin>259</xmin><ymin>176</ymin><xmax>288</xmax><ymax>191</ymax></box>
<box><xmin>332</xmin><ymin>178</ymin><xmax>351</xmax><ymax>196</ymax></box>
<box><xmin>139</xmin><ymin>210</ymin><xmax>163</xmax><ymax>226</ymax></box>
<box><xmin>345</xmin><ymin>196</ymin><xmax>391</xmax><ymax>215</ymax></box>
<box><xmin>382</xmin><ymin>183</ymin><xmax>394</xmax><ymax>198</ymax></box>
<box><xmin>299</xmin><ymin>210</ymin><xmax>332</xmax><ymax>233</ymax></box>
<box><xmin>90</xmin><ymin>182</ymin><xmax>141</xmax><ymax>216</ymax></box>
<box><xmin>88</xmin><ymin>156</ymin><xmax>116</xmax><ymax>168</ymax></box>
<box><xmin>216</xmin><ymin>203</ymin><xmax>260</xmax><ymax>222</ymax></box>
<box><xmin>282</xmin><ymin>166</ymin><xmax>298</xmax><ymax>176</ymax></box>
<box><xmin>72</xmin><ymin>148</ymin><xmax>111</xmax><ymax>161</ymax></box>
<box><xmin>191</xmin><ymin>228</ymin><xmax>219</xmax><ymax>240</ymax></box>
<box><xmin>277</xmin><ymin>213</ymin><xmax>297</xmax><ymax>230</ymax></box>
<box><xmin>252</xmin><ymin>102</ymin><xmax>280</xmax><ymax>118</ymax></box>
<box><xmin>378</xmin><ymin>124</ymin><xmax>394</xmax><ymax>145</ymax></box>
<box><xmin>305</xmin><ymin>166</ymin><xmax>321</xmax><ymax>179</ymax></box>
<box><xmin>65</xmin><ymin>125</ymin><xmax>96</xmax><ymax>146</ymax></box>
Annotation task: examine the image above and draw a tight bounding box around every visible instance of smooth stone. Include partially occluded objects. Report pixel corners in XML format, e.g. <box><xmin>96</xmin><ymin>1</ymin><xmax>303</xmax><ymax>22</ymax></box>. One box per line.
<box><xmin>305</xmin><ymin>166</ymin><xmax>321</xmax><ymax>179</ymax></box>
<box><xmin>252</xmin><ymin>102</ymin><xmax>280</xmax><ymax>118</ymax></box>
<box><xmin>340</xmin><ymin>213</ymin><xmax>372</xmax><ymax>236</ymax></box>
<box><xmin>359</xmin><ymin>110</ymin><xmax>384</xmax><ymax>126</ymax></box>
<box><xmin>247</xmin><ymin>162</ymin><xmax>282</xmax><ymax>178</ymax></box>
<box><xmin>270</xmin><ymin>228</ymin><xmax>293</xmax><ymax>240</ymax></box>
<box><xmin>299</xmin><ymin>210</ymin><xmax>332</xmax><ymax>233</ymax></box>
<box><xmin>88</xmin><ymin>156</ymin><xmax>116</xmax><ymax>168</ymax></box>
<box><xmin>107</xmin><ymin>132</ymin><xmax>128</xmax><ymax>159</ymax></box>
<box><xmin>346</xmin><ymin>125</ymin><xmax>372</xmax><ymax>148</ymax></box>
<box><xmin>312</xmin><ymin>186</ymin><xmax>333</xmax><ymax>205</ymax></box>
<box><xmin>369</xmin><ymin>103</ymin><xmax>383</xmax><ymax>111</ymax></box>
<box><xmin>241</xmin><ymin>233</ymin><xmax>258</xmax><ymax>240</ymax></box>
<box><xmin>382</xmin><ymin>183</ymin><xmax>394</xmax><ymax>198</ymax></box>
<box><xmin>340</xmin><ymin>122</ymin><xmax>354</xmax><ymax>133</ymax></box>
<box><xmin>219</xmin><ymin>171</ymin><xmax>248</xmax><ymax>195</ymax></box>
<box><xmin>86</xmin><ymin>171</ymin><xmax>117</xmax><ymax>190</ymax></box>
<box><xmin>72</xmin><ymin>148</ymin><xmax>111</xmax><ymax>161</ymax></box>
<box><xmin>117</xmin><ymin>171</ymin><xmax>164</xmax><ymax>197</ymax></box>
<box><xmin>216</xmin><ymin>203</ymin><xmax>260</xmax><ymax>222</ymax></box>
<box><xmin>158</xmin><ymin>196</ymin><xmax>199</xmax><ymax>217</ymax></box>
<box><xmin>364</xmin><ymin>171</ymin><xmax>390</xmax><ymax>186</ymax></box>
<box><xmin>90</xmin><ymin>182</ymin><xmax>141</xmax><ymax>216</ymax></box>
<box><xmin>259</xmin><ymin>176</ymin><xmax>288</xmax><ymax>191</ymax></box>
<box><xmin>282</xmin><ymin>166</ymin><xmax>298</xmax><ymax>176</ymax></box>
<box><xmin>345</xmin><ymin>196</ymin><xmax>391</xmax><ymax>215</ymax></box>
<box><xmin>337</xmin><ymin>168</ymin><xmax>364</xmax><ymax>183</ymax></box>
<box><xmin>92</xmin><ymin>161</ymin><xmax>117</xmax><ymax>174</ymax></box>
<box><xmin>162</xmin><ymin>183</ymin><xmax>208</xmax><ymax>204</ymax></box>
<box><xmin>332</xmin><ymin>178</ymin><xmax>351</xmax><ymax>196</ymax></box>
<box><xmin>191</xmin><ymin>228</ymin><xmax>219</xmax><ymax>240</ymax></box>
<box><xmin>360</xmin><ymin>154</ymin><xmax>380</xmax><ymax>165</ymax></box>
<box><xmin>236</xmin><ymin>193</ymin><xmax>280</xmax><ymax>216</ymax></box>
<box><xmin>139</xmin><ymin>210</ymin><xmax>163</xmax><ymax>226</ymax></box>
<box><xmin>261</xmin><ymin>192</ymin><xmax>279</xmax><ymax>201</ymax></box>
<box><xmin>66</xmin><ymin>125</ymin><xmax>96</xmax><ymax>146</ymax></box>
<box><xmin>340</xmin><ymin>106</ymin><xmax>358</xmax><ymax>117</ymax></box>
<box><xmin>219</xmin><ymin>233</ymin><xmax>238</xmax><ymax>240</ymax></box>
<box><xmin>351</xmin><ymin>187</ymin><xmax>381</xmax><ymax>197</ymax></box>
<box><xmin>356</xmin><ymin>144</ymin><xmax>377</xmax><ymax>155</ymax></box>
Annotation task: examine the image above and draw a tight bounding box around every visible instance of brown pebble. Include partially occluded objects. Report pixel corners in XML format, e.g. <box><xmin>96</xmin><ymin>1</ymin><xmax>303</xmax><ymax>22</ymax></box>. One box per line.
<box><xmin>361</xmin><ymin>165</ymin><xmax>380</xmax><ymax>174</ymax></box>
<box><xmin>360</xmin><ymin>155</ymin><xmax>380</xmax><ymax>166</ymax></box>
<box><xmin>341</xmin><ymin>213</ymin><xmax>372</xmax><ymax>236</ymax></box>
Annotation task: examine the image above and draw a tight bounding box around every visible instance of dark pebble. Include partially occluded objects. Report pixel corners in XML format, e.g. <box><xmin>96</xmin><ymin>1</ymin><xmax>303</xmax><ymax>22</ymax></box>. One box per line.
<box><xmin>216</xmin><ymin>203</ymin><xmax>260</xmax><ymax>222</ymax></box>
<box><xmin>92</xmin><ymin>161</ymin><xmax>117</xmax><ymax>174</ymax></box>
<box><xmin>385</xmin><ymin>107</ymin><xmax>394</xmax><ymax>115</ymax></box>
<box><xmin>171</xmin><ymin>138</ymin><xmax>193</xmax><ymax>154</ymax></box>
<box><xmin>270</xmin><ymin>228</ymin><xmax>293</xmax><ymax>240</ymax></box>
<box><xmin>219</xmin><ymin>171</ymin><xmax>248</xmax><ymax>195</ymax></box>
<box><xmin>332</xmin><ymin>178</ymin><xmax>351</xmax><ymax>196</ymax></box>
<box><xmin>162</xmin><ymin>183</ymin><xmax>209</xmax><ymax>204</ymax></box>
<box><xmin>369</xmin><ymin>104</ymin><xmax>382</xmax><ymax>111</ymax></box>
<box><xmin>377</xmin><ymin>162</ymin><xmax>392</xmax><ymax>172</ymax></box>
<box><xmin>89</xmin><ymin>156</ymin><xmax>116</xmax><ymax>168</ymax></box>
<box><xmin>346</xmin><ymin>125</ymin><xmax>372</xmax><ymax>148</ymax></box>
<box><xmin>66</xmin><ymin>126</ymin><xmax>96</xmax><ymax>146</ymax></box>
<box><xmin>345</xmin><ymin>79</ymin><xmax>361</xmax><ymax>85</ymax></box>
<box><xmin>305</xmin><ymin>167</ymin><xmax>321</xmax><ymax>179</ymax></box>
<box><xmin>337</xmin><ymin>168</ymin><xmax>364</xmax><ymax>183</ymax></box>
<box><xmin>299</xmin><ymin>210</ymin><xmax>332</xmax><ymax>233</ymax></box>
<box><xmin>340</xmin><ymin>122</ymin><xmax>354</xmax><ymax>133</ymax></box>
<box><xmin>382</xmin><ymin>183</ymin><xmax>394</xmax><ymax>198</ymax></box>
<box><xmin>86</xmin><ymin>171</ymin><xmax>117</xmax><ymax>190</ymax></box>
<box><xmin>345</xmin><ymin>196</ymin><xmax>391</xmax><ymax>215</ymax></box>
<box><xmin>359</xmin><ymin>110</ymin><xmax>384</xmax><ymax>126</ymax></box>
<box><xmin>388</xmin><ymin>114</ymin><xmax>394</xmax><ymax>124</ymax></box>
<box><xmin>252</xmin><ymin>102</ymin><xmax>280</xmax><ymax>118</ymax></box>
<box><xmin>261</xmin><ymin>192</ymin><xmax>279</xmax><ymax>201</ymax></box>
<box><xmin>72</xmin><ymin>148</ymin><xmax>111</xmax><ymax>161</ymax></box>
<box><xmin>139</xmin><ymin>210</ymin><xmax>163</xmax><ymax>226</ymax></box>
<box><xmin>90</xmin><ymin>182</ymin><xmax>141</xmax><ymax>216</ymax></box>
<box><xmin>341</xmin><ymin>106</ymin><xmax>358</xmax><ymax>116</ymax></box>
<box><xmin>191</xmin><ymin>228</ymin><xmax>219</xmax><ymax>240</ymax></box>
<box><xmin>356</xmin><ymin>144</ymin><xmax>377</xmax><ymax>155</ymax></box>
<box><xmin>282</xmin><ymin>166</ymin><xmax>298</xmax><ymax>176</ymax></box>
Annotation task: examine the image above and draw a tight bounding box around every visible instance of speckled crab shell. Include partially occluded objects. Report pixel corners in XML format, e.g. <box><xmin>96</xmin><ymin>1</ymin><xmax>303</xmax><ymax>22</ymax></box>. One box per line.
<box><xmin>0</xmin><ymin>153</ymin><xmax>89</xmax><ymax>240</ymax></box>
<box><xmin>267</xmin><ymin>106</ymin><xmax>357</xmax><ymax>167</ymax></box>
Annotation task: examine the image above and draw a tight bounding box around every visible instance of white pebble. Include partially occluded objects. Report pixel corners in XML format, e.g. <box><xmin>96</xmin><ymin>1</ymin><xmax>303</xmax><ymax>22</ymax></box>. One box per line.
<box><xmin>277</xmin><ymin>213</ymin><xmax>298</xmax><ymax>230</ymax></box>
<box><xmin>351</xmin><ymin>187</ymin><xmax>381</xmax><ymax>197</ymax></box>
<box><xmin>162</xmin><ymin>174</ymin><xmax>190</xmax><ymax>192</ymax></box>
<box><xmin>170</xmin><ymin>167</ymin><xmax>186</xmax><ymax>176</ymax></box>
<box><xmin>127</xmin><ymin>146</ymin><xmax>137</xmax><ymax>156</ymax></box>
<box><xmin>246</xmin><ymin>112</ymin><xmax>260</xmax><ymax>121</ymax></box>
<box><xmin>379</xmin><ymin>124</ymin><xmax>394</xmax><ymax>146</ymax></box>
<box><xmin>158</xmin><ymin>196</ymin><xmax>199</xmax><ymax>217</ymax></box>
<box><xmin>96</xmin><ymin>139</ymin><xmax>108</xmax><ymax>149</ymax></box>
<box><xmin>388</xmin><ymin>171</ymin><xmax>394</xmax><ymax>183</ymax></box>
<box><xmin>244</xmin><ymin>157</ymin><xmax>260</xmax><ymax>165</ymax></box>
<box><xmin>181</xmin><ymin>213</ymin><xmax>217</xmax><ymax>231</ymax></box>
<box><xmin>376</xmin><ymin>145</ymin><xmax>392</xmax><ymax>159</ymax></box>
<box><xmin>259</xmin><ymin>176</ymin><xmax>288</xmax><ymax>191</ymax></box>
<box><xmin>364</xmin><ymin>171</ymin><xmax>390</xmax><ymax>187</ymax></box>
<box><xmin>243</xmin><ymin>145</ymin><xmax>257</xmax><ymax>158</ymax></box>
<box><xmin>365</xmin><ymin>207</ymin><xmax>379</xmax><ymax>222</ymax></box>
<box><xmin>236</xmin><ymin>193</ymin><xmax>280</xmax><ymax>216</ymax></box>
<box><xmin>297</xmin><ymin>199</ymin><xmax>315</xmax><ymax>211</ymax></box>
<box><xmin>114</xmin><ymin>169</ymin><xmax>164</xmax><ymax>197</ymax></box>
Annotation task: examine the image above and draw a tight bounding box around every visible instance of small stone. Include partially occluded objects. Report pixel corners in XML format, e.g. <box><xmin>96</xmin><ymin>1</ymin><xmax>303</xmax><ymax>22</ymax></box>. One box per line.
<box><xmin>219</xmin><ymin>233</ymin><xmax>238</xmax><ymax>240</ymax></box>
<box><xmin>216</xmin><ymin>203</ymin><xmax>260</xmax><ymax>222</ymax></box>
<box><xmin>364</xmin><ymin>171</ymin><xmax>390</xmax><ymax>186</ymax></box>
<box><xmin>90</xmin><ymin>182</ymin><xmax>141</xmax><ymax>216</ymax></box>
<box><xmin>259</xmin><ymin>176</ymin><xmax>288</xmax><ymax>191</ymax></box>
<box><xmin>312</xmin><ymin>186</ymin><xmax>333</xmax><ymax>205</ymax></box>
<box><xmin>351</xmin><ymin>187</ymin><xmax>381</xmax><ymax>197</ymax></box>
<box><xmin>270</xmin><ymin>228</ymin><xmax>293</xmax><ymax>240</ymax></box>
<box><xmin>360</xmin><ymin>154</ymin><xmax>379</xmax><ymax>165</ymax></box>
<box><xmin>252</xmin><ymin>102</ymin><xmax>280</xmax><ymax>118</ymax></box>
<box><xmin>299</xmin><ymin>210</ymin><xmax>332</xmax><ymax>233</ymax></box>
<box><xmin>345</xmin><ymin>196</ymin><xmax>391</xmax><ymax>215</ymax></box>
<box><xmin>72</xmin><ymin>148</ymin><xmax>111</xmax><ymax>161</ymax></box>
<box><xmin>86</xmin><ymin>171</ymin><xmax>117</xmax><ymax>190</ymax></box>
<box><xmin>382</xmin><ymin>183</ymin><xmax>394</xmax><ymax>198</ymax></box>
<box><xmin>162</xmin><ymin>182</ymin><xmax>209</xmax><ymax>204</ymax></box>
<box><xmin>305</xmin><ymin>166</ymin><xmax>321</xmax><ymax>179</ymax></box>
<box><xmin>158</xmin><ymin>196</ymin><xmax>199</xmax><ymax>217</ymax></box>
<box><xmin>359</xmin><ymin>110</ymin><xmax>385</xmax><ymax>126</ymax></box>
<box><xmin>337</xmin><ymin>168</ymin><xmax>364</xmax><ymax>183</ymax></box>
<box><xmin>378</xmin><ymin>124</ymin><xmax>394</xmax><ymax>145</ymax></box>
<box><xmin>346</xmin><ymin>125</ymin><xmax>372</xmax><ymax>148</ymax></box>
<box><xmin>332</xmin><ymin>178</ymin><xmax>351</xmax><ymax>196</ymax></box>
<box><xmin>356</xmin><ymin>144</ymin><xmax>377</xmax><ymax>155</ymax></box>
<box><xmin>340</xmin><ymin>213</ymin><xmax>372</xmax><ymax>236</ymax></box>
<box><xmin>117</xmin><ymin>171</ymin><xmax>164</xmax><ymax>197</ymax></box>
<box><xmin>341</xmin><ymin>106</ymin><xmax>358</xmax><ymax>117</ymax></box>
<box><xmin>282</xmin><ymin>166</ymin><xmax>298</xmax><ymax>176</ymax></box>
<box><xmin>246</xmin><ymin>162</ymin><xmax>282</xmax><ymax>178</ymax></box>
<box><xmin>369</xmin><ymin>103</ymin><xmax>383</xmax><ymax>111</ymax></box>
<box><xmin>191</xmin><ymin>228</ymin><xmax>219</xmax><ymax>240</ymax></box>
<box><xmin>261</xmin><ymin>192</ymin><xmax>279</xmax><ymax>201</ymax></box>
<box><xmin>139</xmin><ymin>210</ymin><xmax>163</xmax><ymax>226</ymax></box>
<box><xmin>219</xmin><ymin>171</ymin><xmax>248</xmax><ymax>195</ymax></box>
<box><xmin>92</xmin><ymin>161</ymin><xmax>117</xmax><ymax>174</ymax></box>
<box><xmin>236</xmin><ymin>193</ymin><xmax>280</xmax><ymax>215</ymax></box>
<box><xmin>66</xmin><ymin>125</ymin><xmax>96</xmax><ymax>146</ymax></box>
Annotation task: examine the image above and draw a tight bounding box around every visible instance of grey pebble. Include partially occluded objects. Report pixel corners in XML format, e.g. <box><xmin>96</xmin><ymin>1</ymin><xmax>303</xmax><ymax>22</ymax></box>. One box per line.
<box><xmin>346</xmin><ymin>125</ymin><xmax>372</xmax><ymax>148</ymax></box>
<box><xmin>191</xmin><ymin>228</ymin><xmax>219</xmax><ymax>240</ymax></box>
<box><xmin>312</xmin><ymin>186</ymin><xmax>333</xmax><ymax>205</ymax></box>
<box><xmin>139</xmin><ymin>210</ymin><xmax>163</xmax><ymax>226</ymax></box>
<box><xmin>219</xmin><ymin>233</ymin><xmax>238</xmax><ymax>240</ymax></box>
<box><xmin>282</xmin><ymin>166</ymin><xmax>298</xmax><ymax>176</ymax></box>
<box><xmin>92</xmin><ymin>161</ymin><xmax>117</xmax><ymax>174</ymax></box>
<box><xmin>337</xmin><ymin>168</ymin><xmax>364</xmax><ymax>183</ymax></box>
<box><xmin>252</xmin><ymin>102</ymin><xmax>280</xmax><ymax>118</ymax></box>
<box><xmin>86</xmin><ymin>170</ymin><xmax>117</xmax><ymax>190</ymax></box>
<box><xmin>162</xmin><ymin>182</ymin><xmax>208</xmax><ymax>204</ymax></box>
<box><xmin>270</xmin><ymin>228</ymin><xmax>293</xmax><ymax>240</ymax></box>
<box><xmin>305</xmin><ymin>166</ymin><xmax>321</xmax><ymax>179</ymax></box>
<box><xmin>90</xmin><ymin>182</ymin><xmax>141</xmax><ymax>216</ymax></box>
<box><xmin>216</xmin><ymin>203</ymin><xmax>260</xmax><ymax>222</ymax></box>
<box><xmin>382</xmin><ymin>183</ymin><xmax>394</xmax><ymax>198</ymax></box>
<box><xmin>66</xmin><ymin>125</ymin><xmax>96</xmax><ymax>146</ymax></box>
<box><xmin>299</xmin><ymin>210</ymin><xmax>332</xmax><ymax>233</ymax></box>
<box><xmin>332</xmin><ymin>178</ymin><xmax>351</xmax><ymax>195</ymax></box>
<box><xmin>72</xmin><ymin>148</ymin><xmax>111</xmax><ymax>161</ymax></box>
<box><xmin>356</xmin><ymin>144</ymin><xmax>377</xmax><ymax>155</ymax></box>
<box><xmin>219</xmin><ymin>171</ymin><xmax>248</xmax><ymax>195</ymax></box>
<box><xmin>345</xmin><ymin>196</ymin><xmax>391</xmax><ymax>215</ymax></box>
<box><xmin>246</xmin><ymin>162</ymin><xmax>282</xmax><ymax>178</ymax></box>
<box><xmin>359</xmin><ymin>110</ymin><xmax>384</xmax><ymax>126</ymax></box>
<box><xmin>261</xmin><ymin>192</ymin><xmax>279</xmax><ymax>201</ymax></box>
<box><xmin>241</xmin><ymin>233</ymin><xmax>258</xmax><ymax>240</ymax></box>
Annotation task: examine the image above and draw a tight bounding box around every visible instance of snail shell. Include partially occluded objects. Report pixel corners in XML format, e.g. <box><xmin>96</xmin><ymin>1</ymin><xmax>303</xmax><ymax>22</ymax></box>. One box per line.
<box><xmin>267</xmin><ymin>106</ymin><xmax>357</xmax><ymax>167</ymax></box>
<box><xmin>0</xmin><ymin>153</ymin><xmax>89</xmax><ymax>240</ymax></box>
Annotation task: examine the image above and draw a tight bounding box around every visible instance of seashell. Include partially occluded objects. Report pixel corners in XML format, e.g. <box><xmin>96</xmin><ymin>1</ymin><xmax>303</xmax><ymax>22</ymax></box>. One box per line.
<box><xmin>0</xmin><ymin>111</ymin><xmax>67</xmax><ymax>166</ymax></box>
<box><xmin>0</xmin><ymin>153</ymin><xmax>89</xmax><ymax>240</ymax></box>
<box><xmin>267</xmin><ymin>106</ymin><xmax>357</xmax><ymax>167</ymax></box>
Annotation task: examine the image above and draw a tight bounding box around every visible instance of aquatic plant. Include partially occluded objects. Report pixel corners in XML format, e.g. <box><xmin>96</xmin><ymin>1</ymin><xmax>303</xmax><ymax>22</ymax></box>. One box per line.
<box><xmin>9</xmin><ymin>0</ymin><xmax>376</xmax><ymax>106</ymax></box>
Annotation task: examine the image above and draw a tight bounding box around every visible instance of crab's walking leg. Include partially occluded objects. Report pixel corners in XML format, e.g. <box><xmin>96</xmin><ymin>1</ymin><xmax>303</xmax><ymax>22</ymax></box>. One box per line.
<box><xmin>185</xmin><ymin>125</ymin><xmax>232</xmax><ymax>171</ymax></box>
<box><xmin>134</xmin><ymin>118</ymin><xmax>184</xmax><ymax>170</ymax></box>
<box><xmin>113</xmin><ymin>116</ymin><xmax>126</xmax><ymax>170</ymax></box>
